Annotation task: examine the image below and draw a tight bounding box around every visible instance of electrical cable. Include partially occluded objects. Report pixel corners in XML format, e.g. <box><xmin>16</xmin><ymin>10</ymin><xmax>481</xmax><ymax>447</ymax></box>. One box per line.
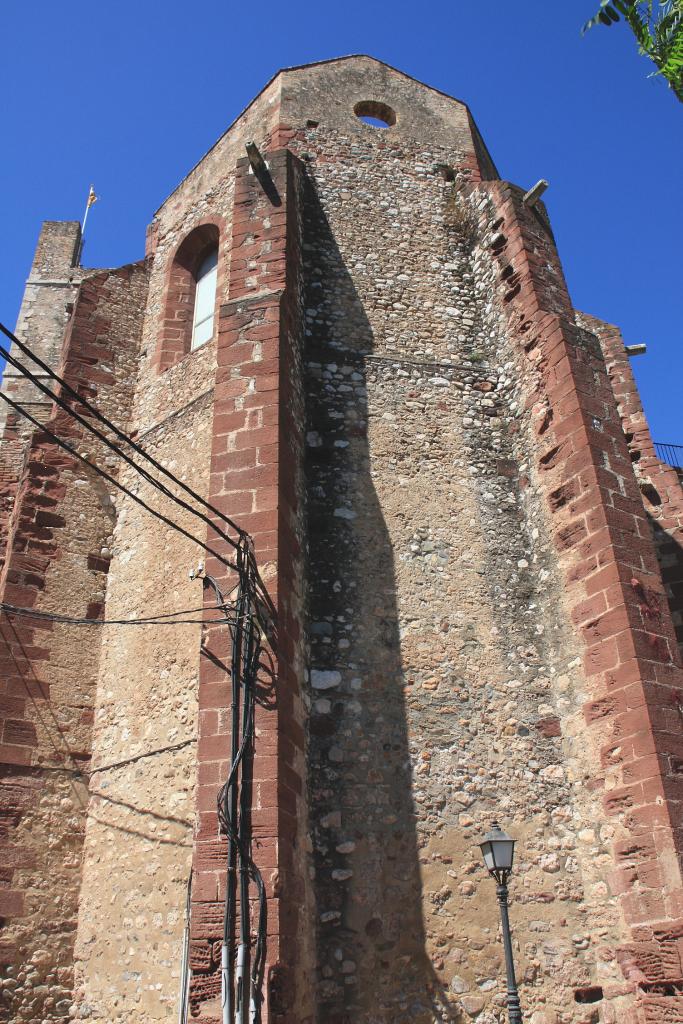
<box><xmin>0</xmin><ymin>601</ymin><xmax>239</xmax><ymax>626</ymax></box>
<box><xmin>0</xmin><ymin>360</ymin><xmax>272</xmax><ymax>610</ymax></box>
<box><xmin>242</xmin><ymin>575</ymin><xmax>266</xmax><ymax>1020</ymax></box>
<box><xmin>0</xmin><ymin>320</ymin><xmax>245</xmax><ymax>542</ymax></box>
<box><xmin>0</xmin><ymin>390</ymin><xmax>238</xmax><ymax>572</ymax></box>
<box><xmin>0</xmin><ymin>336</ymin><xmax>274</xmax><ymax>611</ymax></box>
<box><xmin>208</xmin><ymin>562</ymin><xmax>267</xmax><ymax>1024</ymax></box>
<box><xmin>221</xmin><ymin>563</ymin><xmax>242</xmax><ymax>1024</ymax></box>
<box><xmin>179</xmin><ymin>870</ymin><xmax>193</xmax><ymax>1024</ymax></box>
<box><xmin>0</xmin><ymin>339</ymin><xmax>243</xmax><ymax>561</ymax></box>
<box><xmin>0</xmin><ymin>322</ymin><xmax>275</xmax><ymax>612</ymax></box>
<box><xmin>237</xmin><ymin>563</ymin><xmax>251</xmax><ymax>1024</ymax></box>
<box><xmin>11</xmin><ymin>738</ymin><xmax>198</xmax><ymax>780</ymax></box>
<box><xmin>0</xmin><ymin>325</ymin><xmax>272</xmax><ymax>1020</ymax></box>
<box><xmin>89</xmin><ymin>739</ymin><xmax>197</xmax><ymax>776</ymax></box>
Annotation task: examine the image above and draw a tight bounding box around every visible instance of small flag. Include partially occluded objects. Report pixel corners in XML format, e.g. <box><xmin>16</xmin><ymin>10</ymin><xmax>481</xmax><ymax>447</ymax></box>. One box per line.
<box><xmin>87</xmin><ymin>186</ymin><xmax>99</xmax><ymax>207</ymax></box>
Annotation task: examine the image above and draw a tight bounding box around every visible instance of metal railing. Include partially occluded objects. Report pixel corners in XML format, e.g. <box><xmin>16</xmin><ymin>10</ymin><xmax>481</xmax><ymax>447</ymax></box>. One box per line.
<box><xmin>655</xmin><ymin>443</ymin><xmax>683</xmax><ymax>469</ymax></box>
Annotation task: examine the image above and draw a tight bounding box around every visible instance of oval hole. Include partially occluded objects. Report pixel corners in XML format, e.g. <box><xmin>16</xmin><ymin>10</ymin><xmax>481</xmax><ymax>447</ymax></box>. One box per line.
<box><xmin>354</xmin><ymin>100</ymin><xmax>396</xmax><ymax>128</ymax></box>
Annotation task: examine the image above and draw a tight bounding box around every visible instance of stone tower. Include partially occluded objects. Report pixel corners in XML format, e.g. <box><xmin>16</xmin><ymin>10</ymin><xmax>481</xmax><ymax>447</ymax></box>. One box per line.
<box><xmin>1</xmin><ymin>55</ymin><xmax>683</xmax><ymax>1024</ymax></box>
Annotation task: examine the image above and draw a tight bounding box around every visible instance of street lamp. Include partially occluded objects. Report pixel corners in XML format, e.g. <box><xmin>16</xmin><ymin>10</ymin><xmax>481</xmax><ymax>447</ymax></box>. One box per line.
<box><xmin>479</xmin><ymin>822</ymin><xmax>523</xmax><ymax>1024</ymax></box>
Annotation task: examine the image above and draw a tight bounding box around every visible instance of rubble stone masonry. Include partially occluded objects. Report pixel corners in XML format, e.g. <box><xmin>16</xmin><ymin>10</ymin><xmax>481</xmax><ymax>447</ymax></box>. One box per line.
<box><xmin>1</xmin><ymin>55</ymin><xmax>682</xmax><ymax>1024</ymax></box>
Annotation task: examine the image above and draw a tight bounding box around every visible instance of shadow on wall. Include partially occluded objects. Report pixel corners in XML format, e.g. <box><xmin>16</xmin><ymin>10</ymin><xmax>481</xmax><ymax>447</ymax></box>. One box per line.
<box><xmin>648</xmin><ymin>513</ymin><xmax>683</xmax><ymax>658</ymax></box>
<box><xmin>302</xmin><ymin>176</ymin><xmax>462</xmax><ymax>1024</ymax></box>
<box><xmin>0</xmin><ymin>613</ymin><xmax>195</xmax><ymax>851</ymax></box>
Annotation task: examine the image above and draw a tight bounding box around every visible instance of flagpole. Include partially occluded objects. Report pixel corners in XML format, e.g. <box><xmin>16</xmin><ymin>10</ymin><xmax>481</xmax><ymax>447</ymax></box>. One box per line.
<box><xmin>81</xmin><ymin>185</ymin><xmax>94</xmax><ymax>240</ymax></box>
<box><xmin>78</xmin><ymin>185</ymin><xmax>97</xmax><ymax>267</ymax></box>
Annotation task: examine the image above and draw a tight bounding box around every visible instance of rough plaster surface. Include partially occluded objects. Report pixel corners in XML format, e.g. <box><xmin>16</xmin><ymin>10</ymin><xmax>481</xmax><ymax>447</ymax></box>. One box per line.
<box><xmin>73</xmin><ymin>401</ymin><xmax>213</xmax><ymax>1021</ymax></box>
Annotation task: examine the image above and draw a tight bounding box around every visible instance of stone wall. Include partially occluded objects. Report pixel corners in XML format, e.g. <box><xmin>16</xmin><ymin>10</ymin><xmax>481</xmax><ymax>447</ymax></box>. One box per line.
<box><xmin>69</xmin><ymin>80</ymin><xmax>312</xmax><ymax>1024</ymax></box>
<box><xmin>2</xmin><ymin>54</ymin><xmax>683</xmax><ymax>1024</ymax></box>
<box><xmin>187</xmin><ymin>147</ymin><xmax>313</xmax><ymax>1024</ymax></box>
<box><xmin>72</xmin><ymin>393</ymin><xmax>213</xmax><ymax>1022</ymax></box>
<box><xmin>0</xmin><ymin>222</ymin><xmax>85</xmax><ymax>568</ymax></box>
<box><xmin>287</xmin><ymin>102</ymin><xmax>636</xmax><ymax>1024</ymax></box>
<box><xmin>0</xmin><ymin>262</ymin><xmax>149</xmax><ymax>1023</ymax></box>
<box><xmin>464</xmin><ymin>180</ymin><xmax>683</xmax><ymax>1023</ymax></box>
<box><xmin>71</xmin><ymin>150</ymin><xmax>225</xmax><ymax>1023</ymax></box>
<box><xmin>577</xmin><ymin>314</ymin><xmax>683</xmax><ymax>661</ymax></box>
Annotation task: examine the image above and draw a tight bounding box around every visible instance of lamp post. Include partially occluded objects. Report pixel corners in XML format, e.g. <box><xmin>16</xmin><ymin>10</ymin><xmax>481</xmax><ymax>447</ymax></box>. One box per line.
<box><xmin>479</xmin><ymin>822</ymin><xmax>523</xmax><ymax>1024</ymax></box>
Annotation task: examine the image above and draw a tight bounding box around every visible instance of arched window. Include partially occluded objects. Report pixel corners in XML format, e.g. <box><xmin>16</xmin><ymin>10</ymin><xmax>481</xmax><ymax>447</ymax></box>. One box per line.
<box><xmin>154</xmin><ymin>221</ymin><xmax>222</xmax><ymax>373</ymax></box>
<box><xmin>191</xmin><ymin>248</ymin><xmax>218</xmax><ymax>349</ymax></box>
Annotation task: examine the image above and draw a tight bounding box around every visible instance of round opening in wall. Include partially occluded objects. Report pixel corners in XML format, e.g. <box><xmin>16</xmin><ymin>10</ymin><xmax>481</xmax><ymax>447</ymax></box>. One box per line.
<box><xmin>353</xmin><ymin>100</ymin><xmax>396</xmax><ymax>128</ymax></box>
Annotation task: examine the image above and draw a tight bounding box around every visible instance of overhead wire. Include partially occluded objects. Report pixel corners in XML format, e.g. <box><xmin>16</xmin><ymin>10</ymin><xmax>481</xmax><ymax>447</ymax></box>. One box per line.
<box><xmin>0</xmin><ymin>320</ymin><xmax>275</xmax><ymax>615</ymax></box>
<box><xmin>207</xmin><ymin>569</ymin><xmax>266</xmax><ymax>1024</ymax></box>
<box><xmin>179</xmin><ymin>871</ymin><xmax>193</xmax><ymax>1024</ymax></box>
<box><xmin>0</xmin><ymin>390</ymin><xmax>239</xmax><ymax>572</ymax></box>
<box><xmin>238</xmin><ymin>559</ymin><xmax>266</xmax><ymax>1009</ymax></box>
<box><xmin>0</xmin><ymin>344</ymin><xmax>243</xmax><ymax>570</ymax></box>
<box><xmin>24</xmin><ymin>738</ymin><xmax>198</xmax><ymax>779</ymax></box>
<box><xmin>0</xmin><ymin>601</ymin><xmax>242</xmax><ymax>627</ymax></box>
<box><xmin>0</xmin><ymin>320</ymin><xmax>245</xmax><ymax>543</ymax></box>
<box><xmin>90</xmin><ymin>738</ymin><xmax>197</xmax><ymax>776</ymax></box>
<box><xmin>0</xmin><ymin>323</ymin><xmax>272</xmax><ymax>1020</ymax></box>
<box><xmin>238</xmin><ymin>564</ymin><xmax>253</xmax><ymax>1022</ymax></box>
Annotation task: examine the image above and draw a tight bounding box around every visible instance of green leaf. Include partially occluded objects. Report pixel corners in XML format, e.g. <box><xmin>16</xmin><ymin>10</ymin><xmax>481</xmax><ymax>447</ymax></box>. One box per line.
<box><xmin>582</xmin><ymin>0</ymin><xmax>683</xmax><ymax>101</ymax></box>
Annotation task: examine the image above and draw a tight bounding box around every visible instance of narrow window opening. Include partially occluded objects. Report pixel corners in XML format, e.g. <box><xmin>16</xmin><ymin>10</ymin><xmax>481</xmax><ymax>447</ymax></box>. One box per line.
<box><xmin>191</xmin><ymin>248</ymin><xmax>218</xmax><ymax>350</ymax></box>
<box><xmin>155</xmin><ymin>221</ymin><xmax>220</xmax><ymax>373</ymax></box>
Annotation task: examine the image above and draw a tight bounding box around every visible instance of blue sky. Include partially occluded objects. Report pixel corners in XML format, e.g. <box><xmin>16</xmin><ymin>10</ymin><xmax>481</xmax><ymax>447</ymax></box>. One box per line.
<box><xmin>1</xmin><ymin>1</ymin><xmax>680</xmax><ymax>442</ymax></box>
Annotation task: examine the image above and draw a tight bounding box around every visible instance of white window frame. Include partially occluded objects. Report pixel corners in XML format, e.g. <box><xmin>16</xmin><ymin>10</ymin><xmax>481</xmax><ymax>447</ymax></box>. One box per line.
<box><xmin>191</xmin><ymin>248</ymin><xmax>218</xmax><ymax>350</ymax></box>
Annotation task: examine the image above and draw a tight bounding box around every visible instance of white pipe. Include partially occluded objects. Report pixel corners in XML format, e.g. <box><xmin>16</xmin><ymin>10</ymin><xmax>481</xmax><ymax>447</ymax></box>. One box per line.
<box><xmin>178</xmin><ymin>873</ymin><xmax>192</xmax><ymax>1024</ymax></box>
<box><xmin>234</xmin><ymin>943</ymin><xmax>247</xmax><ymax>1024</ymax></box>
<box><xmin>221</xmin><ymin>943</ymin><xmax>230</xmax><ymax>1024</ymax></box>
<box><xmin>177</xmin><ymin>920</ymin><xmax>189</xmax><ymax>1024</ymax></box>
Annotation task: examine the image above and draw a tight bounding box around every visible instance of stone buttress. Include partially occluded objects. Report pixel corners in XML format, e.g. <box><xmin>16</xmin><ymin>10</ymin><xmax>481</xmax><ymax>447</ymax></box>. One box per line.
<box><xmin>0</xmin><ymin>55</ymin><xmax>682</xmax><ymax>1024</ymax></box>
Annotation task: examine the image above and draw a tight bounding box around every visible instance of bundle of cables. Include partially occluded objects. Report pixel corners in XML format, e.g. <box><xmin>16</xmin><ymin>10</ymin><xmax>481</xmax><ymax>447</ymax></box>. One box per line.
<box><xmin>204</xmin><ymin>547</ymin><xmax>268</xmax><ymax>1024</ymax></box>
<box><xmin>0</xmin><ymin>320</ymin><xmax>273</xmax><ymax>1024</ymax></box>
